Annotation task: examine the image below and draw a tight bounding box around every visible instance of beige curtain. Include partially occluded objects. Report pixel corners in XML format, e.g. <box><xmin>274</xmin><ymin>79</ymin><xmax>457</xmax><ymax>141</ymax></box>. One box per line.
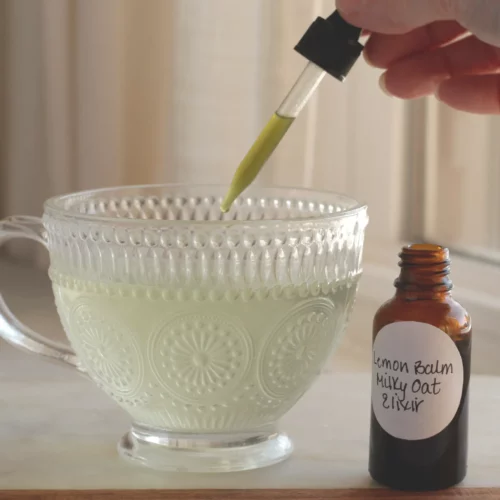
<box><xmin>422</xmin><ymin>100</ymin><xmax>500</xmax><ymax>258</ymax></box>
<box><xmin>1</xmin><ymin>0</ymin><xmax>325</xmax><ymax>211</ymax></box>
<box><xmin>1</xmin><ymin>0</ymin><xmax>407</xmax><ymax>262</ymax></box>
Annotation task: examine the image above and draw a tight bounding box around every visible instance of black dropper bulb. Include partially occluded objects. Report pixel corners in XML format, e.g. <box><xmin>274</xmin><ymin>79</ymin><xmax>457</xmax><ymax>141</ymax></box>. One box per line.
<box><xmin>295</xmin><ymin>10</ymin><xmax>364</xmax><ymax>82</ymax></box>
<box><xmin>326</xmin><ymin>10</ymin><xmax>362</xmax><ymax>41</ymax></box>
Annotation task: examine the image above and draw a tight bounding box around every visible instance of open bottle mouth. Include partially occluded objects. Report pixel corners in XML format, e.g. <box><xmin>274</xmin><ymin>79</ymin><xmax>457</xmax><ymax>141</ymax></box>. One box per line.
<box><xmin>396</xmin><ymin>243</ymin><xmax>452</xmax><ymax>293</ymax></box>
<box><xmin>402</xmin><ymin>243</ymin><xmax>447</xmax><ymax>254</ymax></box>
<box><xmin>399</xmin><ymin>244</ymin><xmax>450</xmax><ymax>266</ymax></box>
<box><xmin>44</xmin><ymin>184</ymin><xmax>367</xmax><ymax>226</ymax></box>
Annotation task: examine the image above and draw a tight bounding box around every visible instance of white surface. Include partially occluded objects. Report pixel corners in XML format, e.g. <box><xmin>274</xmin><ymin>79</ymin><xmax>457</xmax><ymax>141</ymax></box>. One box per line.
<box><xmin>1</xmin><ymin>346</ymin><xmax>500</xmax><ymax>490</ymax></box>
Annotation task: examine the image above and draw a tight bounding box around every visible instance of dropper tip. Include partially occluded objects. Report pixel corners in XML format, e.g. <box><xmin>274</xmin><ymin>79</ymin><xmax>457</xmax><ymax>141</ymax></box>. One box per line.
<box><xmin>220</xmin><ymin>194</ymin><xmax>234</xmax><ymax>214</ymax></box>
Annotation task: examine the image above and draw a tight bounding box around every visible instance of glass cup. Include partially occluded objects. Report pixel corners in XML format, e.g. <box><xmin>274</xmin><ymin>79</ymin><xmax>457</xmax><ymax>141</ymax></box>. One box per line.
<box><xmin>0</xmin><ymin>184</ymin><xmax>368</xmax><ymax>472</ymax></box>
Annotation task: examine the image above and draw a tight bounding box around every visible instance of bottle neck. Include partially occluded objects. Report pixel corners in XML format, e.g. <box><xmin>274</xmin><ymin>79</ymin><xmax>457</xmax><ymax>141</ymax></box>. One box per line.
<box><xmin>395</xmin><ymin>244</ymin><xmax>452</xmax><ymax>299</ymax></box>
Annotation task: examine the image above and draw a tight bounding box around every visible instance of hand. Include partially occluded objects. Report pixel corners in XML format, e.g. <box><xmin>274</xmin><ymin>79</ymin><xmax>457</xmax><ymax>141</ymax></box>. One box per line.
<box><xmin>336</xmin><ymin>0</ymin><xmax>500</xmax><ymax>114</ymax></box>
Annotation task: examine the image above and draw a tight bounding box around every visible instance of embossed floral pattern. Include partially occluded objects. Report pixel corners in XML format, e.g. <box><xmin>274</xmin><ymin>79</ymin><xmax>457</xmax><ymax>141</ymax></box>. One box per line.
<box><xmin>150</xmin><ymin>314</ymin><xmax>252</xmax><ymax>404</ymax></box>
<box><xmin>69</xmin><ymin>302</ymin><xmax>143</xmax><ymax>397</ymax></box>
<box><xmin>259</xmin><ymin>299</ymin><xmax>337</xmax><ymax>399</ymax></box>
<box><xmin>32</xmin><ymin>187</ymin><xmax>366</xmax><ymax>439</ymax></box>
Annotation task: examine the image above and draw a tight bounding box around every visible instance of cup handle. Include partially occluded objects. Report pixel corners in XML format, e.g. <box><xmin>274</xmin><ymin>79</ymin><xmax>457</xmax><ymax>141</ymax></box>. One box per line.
<box><xmin>0</xmin><ymin>216</ymin><xmax>81</xmax><ymax>371</ymax></box>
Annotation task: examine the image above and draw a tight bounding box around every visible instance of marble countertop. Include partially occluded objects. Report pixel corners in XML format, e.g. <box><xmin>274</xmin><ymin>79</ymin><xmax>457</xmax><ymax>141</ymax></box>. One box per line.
<box><xmin>1</xmin><ymin>345</ymin><xmax>500</xmax><ymax>491</ymax></box>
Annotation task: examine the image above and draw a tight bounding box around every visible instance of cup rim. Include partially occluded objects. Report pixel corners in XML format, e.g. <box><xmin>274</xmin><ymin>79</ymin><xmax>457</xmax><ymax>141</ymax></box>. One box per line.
<box><xmin>44</xmin><ymin>183</ymin><xmax>368</xmax><ymax>226</ymax></box>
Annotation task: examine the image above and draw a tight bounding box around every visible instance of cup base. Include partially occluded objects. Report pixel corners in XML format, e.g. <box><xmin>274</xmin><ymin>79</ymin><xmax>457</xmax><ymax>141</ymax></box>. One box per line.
<box><xmin>118</xmin><ymin>423</ymin><xmax>293</xmax><ymax>473</ymax></box>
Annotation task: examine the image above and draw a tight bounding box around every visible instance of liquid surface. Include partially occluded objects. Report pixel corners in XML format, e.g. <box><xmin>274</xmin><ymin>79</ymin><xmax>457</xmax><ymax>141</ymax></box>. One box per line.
<box><xmin>220</xmin><ymin>113</ymin><xmax>294</xmax><ymax>212</ymax></box>
<box><xmin>52</xmin><ymin>274</ymin><xmax>358</xmax><ymax>432</ymax></box>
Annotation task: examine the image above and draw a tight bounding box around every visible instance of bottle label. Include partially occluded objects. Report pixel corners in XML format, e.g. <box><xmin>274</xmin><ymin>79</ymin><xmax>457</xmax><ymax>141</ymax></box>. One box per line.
<box><xmin>372</xmin><ymin>321</ymin><xmax>464</xmax><ymax>441</ymax></box>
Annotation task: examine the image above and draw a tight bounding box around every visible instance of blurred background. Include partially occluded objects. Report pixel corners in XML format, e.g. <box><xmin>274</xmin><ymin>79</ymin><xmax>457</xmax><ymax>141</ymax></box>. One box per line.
<box><xmin>1</xmin><ymin>0</ymin><xmax>500</xmax><ymax>374</ymax></box>
<box><xmin>3</xmin><ymin>0</ymin><xmax>500</xmax><ymax>256</ymax></box>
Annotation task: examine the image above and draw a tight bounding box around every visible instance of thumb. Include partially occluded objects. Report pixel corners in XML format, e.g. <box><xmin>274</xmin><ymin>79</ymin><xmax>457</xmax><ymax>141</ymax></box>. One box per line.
<box><xmin>336</xmin><ymin>0</ymin><xmax>458</xmax><ymax>34</ymax></box>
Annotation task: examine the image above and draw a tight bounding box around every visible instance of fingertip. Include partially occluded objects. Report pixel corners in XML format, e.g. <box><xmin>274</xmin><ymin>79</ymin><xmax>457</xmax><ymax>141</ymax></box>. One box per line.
<box><xmin>364</xmin><ymin>49</ymin><xmax>379</xmax><ymax>68</ymax></box>
<box><xmin>363</xmin><ymin>37</ymin><xmax>386</xmax><ymax>69</ymax></box>
<box><xmin>363</xmin><ymin>46</ymin><xmax>375</xmax><ymax>67</ymax></box>
<box><xmin>379</xmin><ymin>73</ymin><xmax>394</xmax><ymax>97</ymax></box>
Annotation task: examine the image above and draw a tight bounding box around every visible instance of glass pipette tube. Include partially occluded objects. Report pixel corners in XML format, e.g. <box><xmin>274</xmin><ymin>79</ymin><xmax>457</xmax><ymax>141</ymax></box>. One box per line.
<box><xmin>220</xmin><ymin>62</ymin><xmax>326</xmax><ymax>213</ymax></box>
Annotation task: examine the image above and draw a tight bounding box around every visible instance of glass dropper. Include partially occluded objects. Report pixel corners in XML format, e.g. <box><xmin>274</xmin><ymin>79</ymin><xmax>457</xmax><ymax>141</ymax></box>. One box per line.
<box><xmin>220</xmin><ymin>11</ymin><xmax>364</xmax><ymax>213</ymax></box>
<box><xmin>219</xmin><ymin>63</ymin><xmax>326</xmax><ymax>213</ymax></box>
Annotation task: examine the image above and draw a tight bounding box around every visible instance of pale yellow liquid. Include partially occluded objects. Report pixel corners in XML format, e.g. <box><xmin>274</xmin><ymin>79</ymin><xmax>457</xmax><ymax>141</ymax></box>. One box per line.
<box><xmin>220</xmin><ymin>113</ymin><xmax>295</xmax><ymax>212</ymax></box>
<box><xmin>53</xmin><ymin>274</ymin><xmax>359</xmax><ymax>431</ymax></box>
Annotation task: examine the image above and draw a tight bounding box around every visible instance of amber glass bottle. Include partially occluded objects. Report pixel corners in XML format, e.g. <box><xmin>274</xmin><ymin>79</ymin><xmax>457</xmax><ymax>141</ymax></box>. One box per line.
<box><xmin>369</xmin><ymin>244</ymin><xmax>471</xmax><ymax>491</ymax></box>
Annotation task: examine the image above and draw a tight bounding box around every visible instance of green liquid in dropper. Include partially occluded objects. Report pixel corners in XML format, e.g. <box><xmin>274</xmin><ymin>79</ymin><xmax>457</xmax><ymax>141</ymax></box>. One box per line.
<box><xmin>220</xmin><ymin>113</ymin><xmax>295</xmax><ymax>213</ymax></box>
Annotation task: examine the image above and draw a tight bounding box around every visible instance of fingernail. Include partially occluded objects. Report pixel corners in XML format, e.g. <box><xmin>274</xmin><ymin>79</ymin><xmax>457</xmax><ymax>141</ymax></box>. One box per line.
<box><xmin>363</xmin><ymin>47</ymin><xmax>376</xmax><ymax>67</ymax></box>
<box><xmin>379</xmin><ymin>73</ymin><xmax>393</xmax><ymax>97</ymax></box>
